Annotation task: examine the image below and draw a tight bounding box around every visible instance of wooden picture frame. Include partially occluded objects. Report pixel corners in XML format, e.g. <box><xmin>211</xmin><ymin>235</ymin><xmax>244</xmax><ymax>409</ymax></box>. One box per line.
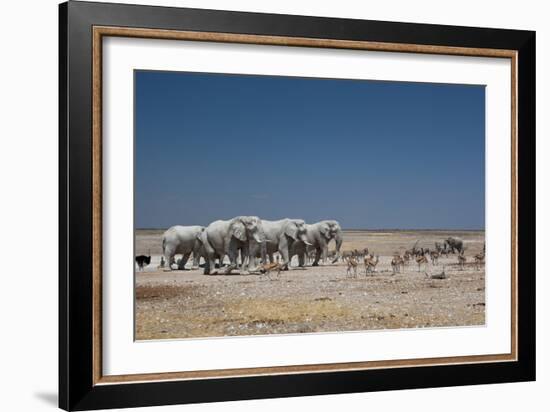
<box><xmin>59</xmin><ymin>1</ymin><xmax>535</xmax><ymax>410</ymax></box>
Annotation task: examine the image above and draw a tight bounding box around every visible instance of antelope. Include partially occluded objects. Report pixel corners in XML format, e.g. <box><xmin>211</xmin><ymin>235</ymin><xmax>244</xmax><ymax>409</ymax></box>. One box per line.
<box><xmin>364</xmin><ymin>254</ymin><xmax>380</xmax><ymax>275</ymax></box>
<box><xmin>413</xmin><ymin>247</ymin><xmax>426</xmax><ymax>258</ymax></box>
<box><xmin>346</xmin><ymin>256</ymin><xmax>359</xmax><ymax>278</ymax></box>
<box><xmin>391</xmin><ymin>255</ymin><xmax>405</xmax><ymax>274</ymax></box>
<box><xmin>403</xmin><ymin>251</ymin><xmax>412</xmax><ymax>264</ymax></box>
<box><xmin>416</xmin><ymin>253</ymin><xmax>428</xmax><ymax>272</ymax></box>
<box><xmin>429</xmin><ymin>250</ymin><xmax>440</xmax><ymax>265</ymax></box>
<box><xmin>260</xmin><ymin>256</ymin><xmax>283</xmax><ymax>279</ymax></box>
<box><xmin>473</xmin><ymin>251</ymin><xmax>485</xmax><ymax>271</ymax></box>
<box><xmin>341</xmin><ymin>250</ymin><xmax>354</xmax><ymax>261</ymax></box>
<box><xmin>457</xmin><ymin>251</ymin><xmax>467</xmax><ymax>271</ymax></box>
<box><xmin>358</xmin><ymin>248</ymin><xmax>369</xmax><ymax>260</ymax></box>
<box><xmin>409</xmin><ymin>240</ymin><xmax>420</xmax><ymax>257</ymax></box>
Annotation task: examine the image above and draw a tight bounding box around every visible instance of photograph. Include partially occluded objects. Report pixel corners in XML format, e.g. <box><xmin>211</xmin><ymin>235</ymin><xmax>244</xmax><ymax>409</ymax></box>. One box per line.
<box><xmin>134</xmin><ymin>70</ymin><xmax>487</xmax><ymax>340</ymax></box>
<box><xmin>55</xmin><ymin>2</ymin><xmax>535</xmax><ymax>409</ymax></box>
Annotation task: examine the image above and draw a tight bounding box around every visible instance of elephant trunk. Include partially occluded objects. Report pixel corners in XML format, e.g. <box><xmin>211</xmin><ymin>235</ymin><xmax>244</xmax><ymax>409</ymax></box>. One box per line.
<box><xmin>332</xmin><ymin>231</ymin><xmax>343</xmax><ymax>263</ymax></box>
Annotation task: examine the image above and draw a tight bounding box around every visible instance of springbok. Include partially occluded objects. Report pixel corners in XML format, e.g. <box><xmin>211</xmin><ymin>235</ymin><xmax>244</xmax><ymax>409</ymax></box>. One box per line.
<box><xmin>416</xmin><ymin>253</ymin><xmax>428</xmax><ymax>272</ymax></box>
<box><xmin>429</xmin><ymin>250</ymin><xmax>440</xmax><ymax>265</ymax></box>
<box><xmin>473</xmin><ymin>251</ymin><xmax>485</xmax><ymax>271</ymax></box>
<box><xmin>391</xmin><ymin>255</ymin><xmax>405</xmax><ymax>274</ymax></box>
<box><xmin>364</xmin><ymin>254</ymin><xmax>380</xmax><ymax>275</ymax></box>
<box><xmin>346</xmin><ymin>256</ymin><xmax>359</xmax><ymax>278</ymax></box>
<box><xmin>457</xmin><ymin>251</ymin><xmax>467</xmax><ymax>271</ymax></box>
<box><xmin>403</xmin><ymin>251</ymin><xmax>412</xmax><ymax>265</ymax></box>
<box><xmin>260</xmin><ymin>256</ymin><xmax>283</xmax><ymax>280</ymax></box>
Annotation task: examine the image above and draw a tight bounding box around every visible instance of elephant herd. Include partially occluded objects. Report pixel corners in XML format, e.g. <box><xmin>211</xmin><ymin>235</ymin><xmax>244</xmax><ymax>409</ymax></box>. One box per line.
<box><xmin>161</xmin><ymin>217</ymin><xmax>343</xmax><ymax>275</ymax></box>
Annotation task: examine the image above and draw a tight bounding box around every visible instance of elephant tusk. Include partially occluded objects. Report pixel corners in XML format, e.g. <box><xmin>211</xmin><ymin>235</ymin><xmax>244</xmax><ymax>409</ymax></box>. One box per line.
<box><xmin>304</xmin><ymin>241</ymin><xmax>313</xmax><ymax>246</ymax></box>
<box><xmin>253</xmin><ymin>235</ymin><xmax>267</xmax><ymax>244</ymax></box>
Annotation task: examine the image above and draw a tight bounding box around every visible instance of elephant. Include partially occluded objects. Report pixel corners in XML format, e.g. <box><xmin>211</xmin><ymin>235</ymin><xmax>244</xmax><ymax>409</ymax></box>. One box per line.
<box><xmin>199</xmin><ymin>216</ymin><xmax>266</xmax><ymax>275</ymax></box>
<box><xmin>162</xmin><ymin>225</ymin><xmax>205</xmax><ymax>270</ymax></box>
<box><xmin>248</xmin><ymin>219</ymin><xmax>311</xmax><ymax>270</ymax></box>
<box><xmin>444</xmin><ymin>236</ymin><xmax>464</xmax><ymax>254</ymax></box>
<box><xmin>290</xmin><ymin>220</ymin><xmax>343</xmax><ymax>266</ymax></box>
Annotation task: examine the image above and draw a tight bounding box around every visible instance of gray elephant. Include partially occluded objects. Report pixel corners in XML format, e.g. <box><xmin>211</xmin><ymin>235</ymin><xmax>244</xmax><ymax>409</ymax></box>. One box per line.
<box><xmin>291</xmin><ymin>220</ymin><xmax>343</xmax><ymax>266</ymax></box>
<box><xmin>249</xmin><ymin>219</ymin><xmax>310</xmax><ymax>270</ymax></box>
<box><xmin>199</xmin><ymin>216</ymin><xmax>266</xmax><ymax>275</ymax></box>
<box><xmin>444</xmin><ymin>236</ymin><xmax>464</xmax><ymax>254</ymax></box>
<box><xmin>162</xmin><ymin>225</ymin><xmax>205</xmax><ymax>270</ymax></box>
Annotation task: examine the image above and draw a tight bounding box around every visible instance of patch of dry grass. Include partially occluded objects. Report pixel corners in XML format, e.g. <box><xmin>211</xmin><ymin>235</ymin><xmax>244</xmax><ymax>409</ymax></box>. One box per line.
<box><xmin>224</xmin><ymin>298</ymin><xmax>353</xmax><ymax>324</ymax></box>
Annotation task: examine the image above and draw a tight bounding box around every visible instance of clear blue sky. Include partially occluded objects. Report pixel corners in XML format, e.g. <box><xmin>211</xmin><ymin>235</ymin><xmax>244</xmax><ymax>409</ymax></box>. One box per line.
<box><xmin>135</xmin><ymin>70</ymin><xmax>485</xmax><ymax>230</ymax></box>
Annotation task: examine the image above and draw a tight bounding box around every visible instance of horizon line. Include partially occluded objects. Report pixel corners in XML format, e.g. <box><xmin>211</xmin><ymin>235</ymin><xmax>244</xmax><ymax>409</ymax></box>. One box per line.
<box><xmin>135</xmin><ymin>227</ymin><xmax>485</xmax><ymax>232</ymax></box>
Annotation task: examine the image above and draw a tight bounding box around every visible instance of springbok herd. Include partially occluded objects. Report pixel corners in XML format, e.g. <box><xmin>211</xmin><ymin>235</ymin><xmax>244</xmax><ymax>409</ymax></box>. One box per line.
<box><xmin>342</xmin><ymin>240</ymin><xmax>486</xmax><ymax>279</ymax></box>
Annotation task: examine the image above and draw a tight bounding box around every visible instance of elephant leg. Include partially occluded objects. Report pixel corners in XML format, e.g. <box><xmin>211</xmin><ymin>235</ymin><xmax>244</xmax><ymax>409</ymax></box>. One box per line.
<box><xmin>206</xmin><ymin>256</ymin><xmax>217</xmax><ymax>275</ymax></box>
<box><xmin>238</xmin><ymin>250</ymin><xmax>243</xmax><ymax>268</ymax></box>
<box><xmin>259</xmin><ymin>243</ymin><xmax>267</xmax><ymax>266</ymax></box>
<box><xmin>204</xmin><ymin>250</ymin><xmax>218</xmax><ymax>275</ymax></box>
<box><xmin>250</xmin><ymin>255</ymin><xmax>258</xmax><ymax>271</ymax></box>
<box><xmin>321</xmin><ymin>246</ymin><xmax>328</xmax><ymax>264</ymax></box>
<box><xmin>163</xmin><ymin>245</ymin><xmax>176</xmax><ymax>271</ymax></box>
<box><xmin>225</xmin><ymin>244</ymin><xmax>239</xmax><ymax>274</ymax></box>
<box><xmin>241</xmin><ymin>252</ymin><xmax>250</xmax><ymax>272</ymax></box>
<box><xmin>191</xmin><ymin>244</ymin><xmax>202</xmax><ymax>268</ymax></box>
<box><xmin>278</xmin><ymin>244</ymin><xmax>290</xmax><ymax>270</ymax></box>
<box><xmin>241</xmin><ymin>244</ymin><xmax>250</xmax><ymax>272</ymax></box>
<box><xmin>178</xmin><ymin>252</ymin><xmax>191</xmax><ymax>270</ymax></box>
<box><xmin>202</xmin><ymin>253</ymin><xmax>216</xmax><ymax>275</ymax></box>
<box><xmin>298</xmin><ymin>253</ymin><xmax>305</xmax><ymax>267</ymax></box>
<box><xmin>312</xmin><ymin>248</ymin><xmax>321</xmax><ymax>266</ymax></box>
<box><xmin>191</xmin><ymin>253</ymin><xmax>200</xmax><ymax>269</ymax></box>
<box><xmin>201</xmin><ymin>254</ymin><xmax>214</xmax><ymax>275</ymax></box>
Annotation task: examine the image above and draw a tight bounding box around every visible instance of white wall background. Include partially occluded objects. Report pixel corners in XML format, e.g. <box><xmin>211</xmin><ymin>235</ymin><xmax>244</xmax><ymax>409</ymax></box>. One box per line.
<box><xmin>0</xmin><ymin>0</ymin><xmax>546</xmax><ymax>411</ymax></box>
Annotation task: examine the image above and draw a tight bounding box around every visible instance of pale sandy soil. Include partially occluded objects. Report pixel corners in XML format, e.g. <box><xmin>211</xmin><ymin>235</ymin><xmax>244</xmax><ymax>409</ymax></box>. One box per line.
<box><xmin>135</xmin><ymin>230</ymin><xmax>485</xmax><ymax>340</ymax></box>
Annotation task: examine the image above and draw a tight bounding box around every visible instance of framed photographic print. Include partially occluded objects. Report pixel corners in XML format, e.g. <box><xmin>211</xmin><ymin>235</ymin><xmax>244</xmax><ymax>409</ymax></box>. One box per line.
<box><xmin>59</xmin><ymin>1</ymin><xmax>535</xmax><ymax>410</ymax></box>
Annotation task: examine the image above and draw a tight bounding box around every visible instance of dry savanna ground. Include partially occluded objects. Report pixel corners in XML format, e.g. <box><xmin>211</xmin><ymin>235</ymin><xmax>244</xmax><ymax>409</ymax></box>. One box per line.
<box><xmin>135</xmin><ymin>230</ymin><xmax>485</xmax><ymax>340</ymax></box>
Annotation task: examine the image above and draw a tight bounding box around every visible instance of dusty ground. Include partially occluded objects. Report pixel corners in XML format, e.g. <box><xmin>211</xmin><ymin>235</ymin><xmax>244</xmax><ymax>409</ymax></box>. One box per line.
<box><xmin>135</xmin><ymin>230</ymin><xmax>485</xmax><ymax>340</ymax></box>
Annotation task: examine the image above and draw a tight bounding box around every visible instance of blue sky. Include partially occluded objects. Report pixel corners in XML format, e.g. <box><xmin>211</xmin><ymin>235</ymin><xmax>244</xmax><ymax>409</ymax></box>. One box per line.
<box><xmin>135</xmin><ymin>70</ymin><xmax>485</xmax><ymax>229</ymax></box>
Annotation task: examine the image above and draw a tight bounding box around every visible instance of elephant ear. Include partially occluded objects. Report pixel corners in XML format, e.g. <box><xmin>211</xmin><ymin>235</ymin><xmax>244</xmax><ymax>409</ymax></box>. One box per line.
<box><xmin>284</xmin><ymin>221</ymin><xmax>298</xmax><ymax>240</ymax></box>
<box><xmin>230</xmin><ymin>219</ymin><xmax>247</xmax><ymax>242</ymax></box>
<box><xmin>196</xmin><ymin>228</ymin><xmax>206</xmax><ymax>244</ymax></box>
<box><xmin>320</xmin><ymin>223</ymin><xmax>331</xmax><ymax>239</ymax></box>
